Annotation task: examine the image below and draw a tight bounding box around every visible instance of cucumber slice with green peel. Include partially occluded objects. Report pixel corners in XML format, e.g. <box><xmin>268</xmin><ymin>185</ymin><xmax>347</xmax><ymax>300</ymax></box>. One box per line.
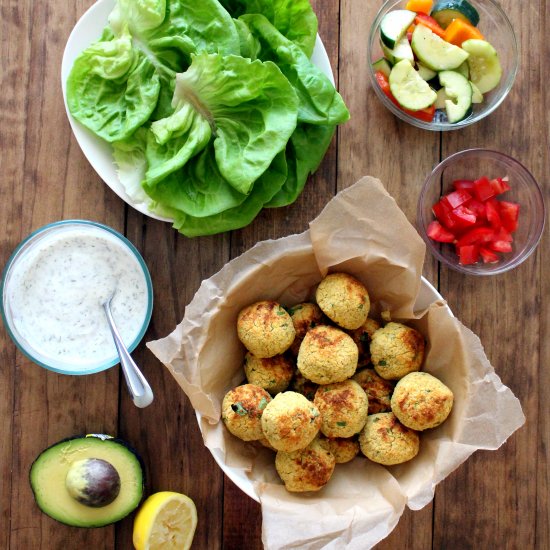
<box><xmin>456</xmin><ymin>61</ymin><xmax>469</xmax><ymax>79</ymax></box>
<box><xmin>417</xmin><ymin>62</ymin><xmax>437</xmax><ymax>81</ymax></box>
<box><xmin>380</xmin><ymin>9</ymin><xmax>417</xmax><ymax>49</ymax></box>
<box><xmin>462</xmin><ymin>39</ymin><xmax>502</xmax><ymax>94</ymax></box>
<box><xmin>412</xmin><ymin>24</ymin><xmax>469</xmax><ymax>71</ymax></box>
<box><xmin>438</xmin><ymin>70</ymin><xmax>473</xmax><ymax>122</ymax></box>
<box><xmin>470</xmin><ymin>81</ymin><xmax>483</xmax><ymax>103</ymax></box>
<box><xmin>431</xmin><ymin>0</ymin><xmax>480</xmax><ymax>28</ymax></box>
<box><xmin>389</xmin><ymin>60</ymin><xmax>438</xmax><ymax>110</ymax></box>
<box><xmin>373</xmin><ymin>57</ymin><xmax>392</xmax><ymax>78</ymax></box>
<box><xmin>381</xmin><ymin>36</ymin><xmax>414</xmax><ymax>65</ymax></box>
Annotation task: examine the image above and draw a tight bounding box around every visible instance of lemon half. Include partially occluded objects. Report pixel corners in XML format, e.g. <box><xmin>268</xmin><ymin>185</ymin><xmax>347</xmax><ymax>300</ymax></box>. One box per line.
<box><xmin>133</xmin><ymin>491</ymin><xmax>198</xmax><ymax>550</ymax></box>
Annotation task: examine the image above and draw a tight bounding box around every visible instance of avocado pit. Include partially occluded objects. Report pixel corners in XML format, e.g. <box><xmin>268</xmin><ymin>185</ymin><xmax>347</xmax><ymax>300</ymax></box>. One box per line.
<box><xmin>65</xmin><ymin>458</ymin><xmax>121</xmax><ymax>507</ymax></box>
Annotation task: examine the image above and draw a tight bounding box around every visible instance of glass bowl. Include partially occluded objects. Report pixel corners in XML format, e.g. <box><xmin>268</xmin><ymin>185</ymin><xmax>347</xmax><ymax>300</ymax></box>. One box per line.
<box><xmin>417</xmin><ymin>149</ymin><xmax>545</xmax><ymax>275</ymax></box>
<box><xmin>1</xmin><ymin>220</ymin><xmax>153</xmax><ymax>375</ymax></box>
<box><xmin>367</xmin><ymin>0</ymin><xmax>518</xmax><ymax>130</ymax></box>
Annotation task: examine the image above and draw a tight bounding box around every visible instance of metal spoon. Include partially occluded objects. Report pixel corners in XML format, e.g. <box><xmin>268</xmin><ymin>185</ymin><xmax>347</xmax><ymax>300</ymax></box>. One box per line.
<box><xmin>102</xmin><ymin>293</ymin><xmax>154</xmax><ymax>408</ymax></box>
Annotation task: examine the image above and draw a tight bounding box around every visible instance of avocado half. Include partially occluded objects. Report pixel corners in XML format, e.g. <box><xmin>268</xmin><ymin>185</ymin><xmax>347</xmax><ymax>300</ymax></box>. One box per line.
<box><xmin>29</xmin><ymin>434</ymin><xmax>144</xmax><ymax>528</ymax></box>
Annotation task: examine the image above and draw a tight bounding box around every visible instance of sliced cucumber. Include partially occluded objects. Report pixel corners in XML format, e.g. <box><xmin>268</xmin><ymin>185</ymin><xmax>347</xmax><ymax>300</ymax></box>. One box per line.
<box><xmin>389</xmin><ymin>59</ymin><xmax>438</xmax><ymax>110</ymax></box>
<box><xmin>373</xmin><ymin>57</ymin><xmax>392</xmax><ymax>78</ymax></box>
<box><xmin>381</xmin><ymin>36</ymin><xmax>414</xmax><ymax>65</ymax></box>
<box><xmin>380</xmin><ymin>9</ymin><xmax>416</xmax><ymax>49</ymax></box>
<box><xmin>456</xmin><ymin>61</ymin><xmax>469</xmax><ymax>79</ymax></box>
<box><xmin>470</xmin><ymin>81</ymin><xmax>483</xmax><ymax>103</ymax></box>
<box><xmin>411</xmin><ymin>24</ymin><xmax>469</xmax><ymax>71</ymax></box>
<box><xmin>439</xmin><ymin>70</ymin><xmax>473</xmax><ymax>122</ymax></box>
<box><xmin>416</xmin><ymin>62</ymin><xmax>437</xmax><ymax>81</ymax></box>
<box><xmin>434</xmin><ymin>87</ymin><xmax>450</xmax><ymax>109</ymax></box>
<box><xmin>431</xmin><ymin>0</ymin><xmax>480</xmax><ymax>28</ymax></box>
<box><xmin>462</xmin><ymin>39</ymin><xmax>502</xmax><ymax>94</ymax></box>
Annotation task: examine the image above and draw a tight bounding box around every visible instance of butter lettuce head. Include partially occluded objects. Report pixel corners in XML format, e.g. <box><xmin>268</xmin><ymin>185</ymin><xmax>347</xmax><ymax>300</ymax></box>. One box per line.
<box><xmin>67</xmin><ymin>0</ymin><xmax>349</xmax><ymax>237</ymax></box>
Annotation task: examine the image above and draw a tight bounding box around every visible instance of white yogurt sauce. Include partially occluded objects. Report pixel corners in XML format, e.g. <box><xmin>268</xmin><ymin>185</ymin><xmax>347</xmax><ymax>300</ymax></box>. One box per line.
<box><xmin>6</xmin><ymin>224</ymin><xmax>149</xmax><ymax>370</ymax></box>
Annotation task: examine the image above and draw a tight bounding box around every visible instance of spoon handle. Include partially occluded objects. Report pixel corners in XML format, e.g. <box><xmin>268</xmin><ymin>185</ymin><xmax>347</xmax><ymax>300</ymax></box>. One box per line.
<box><xmin>103</xmin><ymin>301</ymin><xmax>154</xmax><ymax>408</ymax></box>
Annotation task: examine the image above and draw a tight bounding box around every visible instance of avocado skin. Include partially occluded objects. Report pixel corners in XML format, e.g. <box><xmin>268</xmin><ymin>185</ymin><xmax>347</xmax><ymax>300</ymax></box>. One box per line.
<box><xmin>29</xmin><ymin>434</ymin><xmax>145</xmax><ymax>528</ymax></box>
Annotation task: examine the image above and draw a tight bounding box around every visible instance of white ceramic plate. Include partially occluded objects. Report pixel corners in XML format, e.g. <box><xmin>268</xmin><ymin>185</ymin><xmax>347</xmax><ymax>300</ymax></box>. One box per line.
<box><xmin>60</xmin><ymin>0</ymin><xmax>335</xmax><ymax>222</ymax></box>
<box><xmin>197</xmin><ymin>276</ymin><xmax>449</xmax><ymax>503</ymax></box>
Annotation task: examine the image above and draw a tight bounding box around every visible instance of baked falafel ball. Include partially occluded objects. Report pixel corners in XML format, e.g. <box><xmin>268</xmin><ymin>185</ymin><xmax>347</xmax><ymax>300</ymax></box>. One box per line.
<box><xmin>243</xmin><ymin>352</ymin><xmax>294</xmax><ymax>395</ymax></box>
<box><xmin>359</xmin><ymin>412</ymin><xmax>420</xmax><ymax>466</ymax></box>
<box><xmin>350</xmin><ymin>318</ymin><xmax>381</xmax><ymax>368</ymax></box>
<box><xmin>297</xmin><ymin>325</ymin><xmax>358</xmax><ymax>385</ymax></box>
<box><xmin>352</xmin><ymin>368</ymin><xmax>395</xmax><ymax>414</ymax></box>
<box><xmin>261</xmin><ymin>391</ymin><xmax>321</xmax><ymax>452</ymax></box>
<box><xmin>313</xmin><ymin>380</ymin><xmax>368</xmax><ymax>438</ymax></box>
<box><xmin>222</xmin><ymin>384</ymin><xmax>272</xmax><ymax>441</ymax></box>
<box><xmin>315</xmin><ymin>273</ymin><xmax>370</xmax><ymax>330</ymax></box>
<box><xmin>289</xmin><ymin>370</ymin><xmax>319</xmax><ymax>402</ymax></box>
<box><xmin>275</xmin><ymin>438</ymin><xmax>336</xmax><ymax>492</ymax></box>
<box><xmin>288</xmin><ymin>302</ymin><xmax>325</xmax><ymax>355</ymax></box>
<box><xmin>237</xmin><ymin>301</ymin><xmax>295</xmax><ymax>358</ymax></box>
<box><xmin>370</xmin><ymin>322</ymin><xmax>425</xmax><ymax>380</ymax></box>
<box><xmin>391</xmin><ymin>372</ymin><xmax>454</xmax><ymax>431</ymax></box>
<box><xmin>324</xmin><ymin>437</ymin><xmax>360</xmax><ymax>464</ymax></box>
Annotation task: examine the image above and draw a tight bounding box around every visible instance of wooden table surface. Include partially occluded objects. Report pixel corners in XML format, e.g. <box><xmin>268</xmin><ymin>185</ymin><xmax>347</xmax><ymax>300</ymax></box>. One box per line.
<box><xmin>1</xmin><ymin>0</ymin><xmax>548</xmax><ymax>548</ymax></box>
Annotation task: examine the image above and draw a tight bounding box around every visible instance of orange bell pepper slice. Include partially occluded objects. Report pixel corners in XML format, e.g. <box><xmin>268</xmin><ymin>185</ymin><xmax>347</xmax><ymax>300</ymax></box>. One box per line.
<box><xmin>443</xmin><ymin>18</ymin><xmax>484</xmax><ymax>46</ymax></box>
<box><xmin>405</xmin><ymin>0</ymin><xmax>433</xmax><ymax>14</ymax></box>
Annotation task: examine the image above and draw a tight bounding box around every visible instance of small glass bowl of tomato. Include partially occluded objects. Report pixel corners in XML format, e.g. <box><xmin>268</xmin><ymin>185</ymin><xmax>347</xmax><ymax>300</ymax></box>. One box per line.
<box><xmin>367</xmin><ymin>0</ymin><xmax>518</xmax><ymax>130</ymax></box>
<box><xmin>417</xmin><ymin>149</ymin><xmax>545</xmax><ymax>275</ymax></box>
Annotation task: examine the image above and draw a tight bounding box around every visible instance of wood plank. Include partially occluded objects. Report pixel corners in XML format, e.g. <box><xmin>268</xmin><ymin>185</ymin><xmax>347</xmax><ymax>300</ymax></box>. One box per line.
<box><xmin>6</xmin><ymin>0</ymin><xmax>120</xmax><ymax>548</ymax></box>
<box><xmin>434</xmin><ymin>0</ymin><xmax>548</xmax><ymax>547</ymax></box>
<box><xmin>338</xmin><ymin>2</ymin><xmax>439</xmax><ymax>546</ymax></box>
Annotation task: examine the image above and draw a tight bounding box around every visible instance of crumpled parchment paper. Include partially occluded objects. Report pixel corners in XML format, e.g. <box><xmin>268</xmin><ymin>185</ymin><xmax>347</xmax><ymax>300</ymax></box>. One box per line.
<box><xmin>147</xmin><ymin>176</ymin><xmax>525</xmax><ymax>550</ymax></box>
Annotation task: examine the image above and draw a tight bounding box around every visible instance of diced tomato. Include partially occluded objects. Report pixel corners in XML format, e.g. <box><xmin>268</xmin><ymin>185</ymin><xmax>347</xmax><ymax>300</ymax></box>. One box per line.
<box><xmin>499</xmin><ymin>201</ymin><xmax>520</xmax><ymax>232</ymax></box>
<box><xmin>453</xmin><ymin>179</ymin><xmax>476</xmax><ymax>191</ymax></box>
<box><xmin>465</xmin><ymin>198</ymin><xmax>486</xmax><ymax>220</ymax></box>
<box><xmin>489</xmin><ymin>240</ymin><xmax>513</xmax><ymax>253</ymax></box>
<box><xmin>457</xmin><ymin>244</ymin><xmax>480</xmax><ymax>265</ymax></box>
<box><xmin>449</xmin><ymin>205</ymin><xmax>477</xmax><ymax>228</ymax></box>
<box><xmin>489</xmin><ymin>177</ymin><xmax>510</xmax><ymax>195</ymax></box>
<box><xmin>456</xmin><ymin>226</ymin><xmax>495</xmax><ymax>247</ymax></box>
<box><xmin>432</xmin><ymin>199</ymin><xmax>457</xmax><ymax>229</ymax></box>
<box><xmin>485</xmin><ymin>199</ymin><xmax>502</xmax><ymax>229</ymax></box>
<box><xmin>479</xmin><ymin>246</ymin><xmax>500</xmax><ymax>264</ymax></box>
<box><xmin>473</xmin><ymin>176</ymin><xmax>496</xmax><ymax>202</ymax></box>
<box><xmin>427</xmin><ymin>220</ymin><xmax>456</xmax><ymax>243</ymax></box>
<box><xmin>442</xmin><ymin>189</ymin><xmax>472</xmax><ymax>209</ymax></box>
<box><xmin>414</xmin><ymin>13</ymin><xmax>446</xmax><ymax>38</ymax></box>
<box><xmin>428</xmin><ymin>174</ymin><xmax>519</xmax><ymax>267</ymax></box>
<box><xmin>495</xmin><ymin>227</ymin><xmax>513</xmax><ymax>242</ymax></box>
<box><xmin>375</xmin><ymin>71</ymin><xmax>435</xmax><ymax>122</ymax></box>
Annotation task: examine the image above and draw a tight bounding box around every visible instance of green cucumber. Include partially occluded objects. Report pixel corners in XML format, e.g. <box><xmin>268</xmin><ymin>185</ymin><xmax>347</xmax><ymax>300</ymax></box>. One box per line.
<box><xmin>438</xmin><ymin>70</ymin><xmax>473</xmax><ymax>122</ymax></box>
<box><xmin>456</xmin><ymin>61</ymin><xmax>469</xmax><ymax>79</ymax></box>
<box><xmin>373</xmin><ymin>57</ymin><xmax>392</xmax><ymax>78</ymax></box>
<box><xmin>381</xmin><ymin>36</ymin><xmax>414</xmax><ymax>65</ymax></box>
<box><xmin>431</xmin><ymin>0</ymin><xmax>480</xmax><ymax>28</ymax></box>
<box><xmin>470</xmin><ymin>81</ymin><xmax>483</xmax><ymax>103</ymax></box>
<box><xmin>411</xmin><ymin>24</ymin><xmax>469</xmax><ymax>71</ymax></box>
<box><xmin>434</xmin><ymin>87</ymin><xmax>449</xmax><ymax>109</ymax></box>
<box><xmin>462</xmin><ymin>39</ymin><xmax>502</xmax><ymax>94</ymax></box>
<box><xmin>389</xmin><ymin>60</ymin><xmax>437</xmax><ymax>111</ymax></box>
<box><xmin>380</xmin><ymin>9</ymin><xmax>416</xmax><ymax>49</ymax></box>
<box><xmin>416</xmin><ymin>62</ymin><xmax>437</xmax><ymax>81</ymax></box>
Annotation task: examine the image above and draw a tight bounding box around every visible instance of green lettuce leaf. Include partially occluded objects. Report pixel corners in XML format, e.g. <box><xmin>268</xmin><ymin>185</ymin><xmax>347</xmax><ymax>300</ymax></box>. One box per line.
<box><xmin>266</xmin><ymin>123</ymin><xmax>335</xmax><ymax>208</ymax></box>
<box><xmin>147</xmin><ymin>52</ymin><xmax>298</xmax><ymax>195</ymax></box>
<box><xmin>112</xmin><ymin>128</ymin><xmax>149</xmax><ymax>203</ymax></box>
<box><xmin>66</xmin><ymin>27</ymin><xmax>161</xmax><ymax>142</ymax></box>
<box><xmin>170</xmin><ymin>151</ymin><xmax>288</xmax><ymax>236</ymax></box>
<box><xmin>241</xmin><ymin>14</ymin><xmax>349</xmax><ymax>126</ymax></box>
<box><xmin>219</xmin><ymin>0</ymin><xmax>317</xmax><ymax>57</ymax></box>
